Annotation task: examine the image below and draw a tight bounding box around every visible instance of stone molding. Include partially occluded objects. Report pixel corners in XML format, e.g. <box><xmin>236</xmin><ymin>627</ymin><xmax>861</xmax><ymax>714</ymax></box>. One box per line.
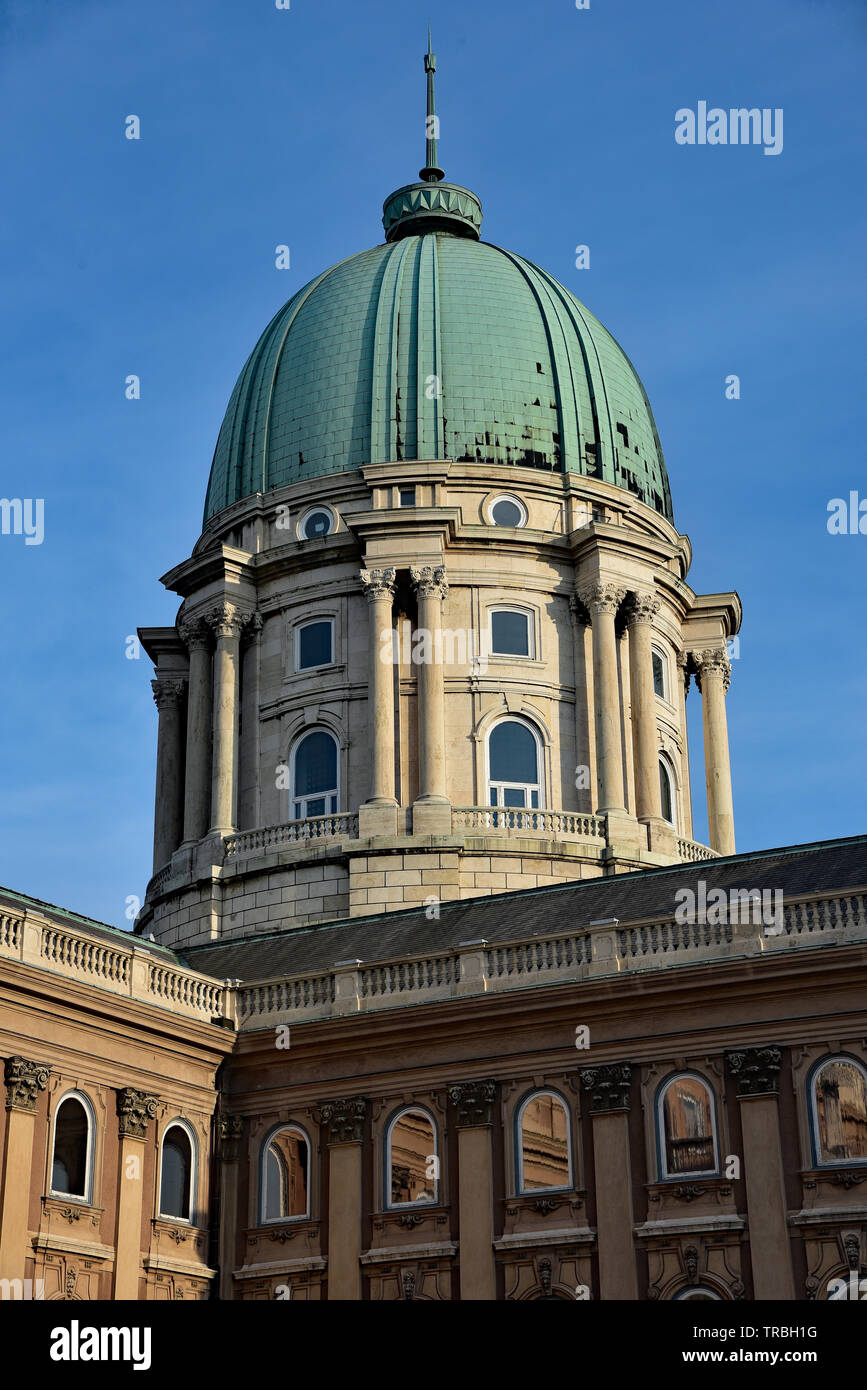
<box><xmin>580</xmin><ymin>1062</ymin><xmax>633</xmax><ymax>1114</ymax></box>
<box><xmin>694</xmin><ymin>647</ymin><xmax>732</xmax><ymax>694</ymax></box>
<box><xmin>319</xmin><ymin>1095</ymin><xmax>369</xmax><ymax>1144</ymax></box>
<box><xmin>4</xmin><ymin>1055</ymin><xmax>49</xmax><ymax>1112</ymax></box>
<box><xmin>726</xmin><ymin>1046</ymin><xmax>783</xmax><ymax>1097</ymax></box>
<box><xmin>410</xmin><ymin>564</ymin><xmax>448</xmax><ymax>601</ymax></box>
<box><xmin>359</xmin><ymin>567</ymin><xmax>396</xmax><ymax>602</ymax></box>
<box><xmin>117</xmin><ymin>1087</ymin><xmax>160</xmax><ymax>1139</ymax></box>
<box><xmin>447</xmin><ymin>1078</ymin><xmax>497</xmax><ymax>1127</ymax></box>
<box><xmin>577</xmin><ymin>582</ymin><xmax>627</xmax><ymax>617</ymax></box>
<box><xmin>151</xmin><ymin>678</ymin><xmax>186</xmax><ymax>710</ymax></box>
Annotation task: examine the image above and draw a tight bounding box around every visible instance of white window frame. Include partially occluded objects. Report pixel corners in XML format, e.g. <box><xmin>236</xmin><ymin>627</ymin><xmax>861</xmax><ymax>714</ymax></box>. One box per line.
<box><xmin>658</xmin><ymin>755</ymin><xmax>677</xmax><ymax>829</ymax></box>
<box><xmin>488</xmin><ymin>494</ymin><xmax>528</xmax><ymax>529</ymax></box>
<box><xmin>810</xmin><ymin>1055</ymin><xmax>867</xmax><ymax>1169</ymax></box>
<box><xmin>157</xmin><ymin>1118</ymin><xmax>198</xmax><ymax>1225</ymax></box>
<box><xmin>385</xmin><ymin>1106</ymin><xmax>439</xmax><ymax>1209</ymax></box>
<box><xmin>297</xmin><ymin>505</ymin><xmax>335</xmax><ymax>542</ymax></box>
<box><xmin>49</xmin><ymin>1090</ymin><xmax>96</xmax><ymax>1205</ymax></box>
<box><xmin>657</xmin><ymin>1073</ymin><xmax>719</xmax><ymax>1181</ymax></box>
<box><xmin>651</xmin><ymin>644</ymin><xmax>669</xmax><ymax>701</ymax></box>
<box><xmin>486</xmin><ymin>605</ymin><xmax>535</xmax><ymax>660</ymax></box>
<box><xmin>516</xmin><ymin>1090</ymin><xmax>573</xmax><ymax>1195</ymax></box>
<box><xmin>486</xmin><ymin>717</ymin><xmax>544</xmax><ymax>810</ymax></box>
<box><xmin>294</xmin><ymin>617</ymin><xmax>335</xmax><ymax>672</ymax></box>
<box><xmin>260</xmin><ymin>1124</ymin><xmax>311</xmax><ymax>1224</ymax></box>
<box><xmin>289</xmin><ymin>728</ymin><xmax>340</xmax><ymax>820</ymax></box>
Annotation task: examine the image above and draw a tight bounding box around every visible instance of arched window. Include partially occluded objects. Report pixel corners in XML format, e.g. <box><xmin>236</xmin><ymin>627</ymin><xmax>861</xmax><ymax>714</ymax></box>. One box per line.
<box><xmin>50</xmin><ymin>1093</ymin><xmax>93</xmax><ymax>1202</ymax></box>
<box><xmin>387</xmin><ymin>1108</ymin><xmax>437</xmax><ymax>1207</ymax></box>
<box><xmin>673</xmin><ymin>1286</ymin><xmax>722</xmax><ymax>1301</ymax></box>
<box><xmin>517</xmin><ymin>1091</ymin><xmax>572</xmax><ymax>1193</ymax></box>
<box><xmin>159</xmin><ymin>1122</ymin><xmax>195</xmax><ymax>1222</ymax></box>
<box><xmin>811</xmin><ymin>1057</ymin><xmax>867</xmax><ymax>1166</ymax></box>
<box><xmin>487</xmin><ymin>719</ymin><xmax>543</xmax><ymax>810</ymax></box>
<box><xmin>659</xmin><ymin>757</ymin><xmax>675</xmax><ymax>827</ymax></box>
<box><xmin>651</xmin><ymin>646</ymin><xmax>668</xmax><ymax>700</ymax></box>
<box><xmin>260</xmin><ymin>1126</ymin><xmax>310</xmax><ymax>1222</ymax></box>
<box><xmin>658</xmin><ymin>1074</ymin><xmax>719</xmax><ymax>1179</ymax></box>
<box><xmin>290</xmin><ymin>730</ymin><xmax>339</xmax><ymax>820</ymax></box>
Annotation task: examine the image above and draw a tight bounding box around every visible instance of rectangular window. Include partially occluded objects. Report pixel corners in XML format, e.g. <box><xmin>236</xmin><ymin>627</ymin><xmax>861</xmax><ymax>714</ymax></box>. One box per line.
<box><xmin>297</xmin><ymin>620</ymin><xmax>333</xmax><ymax>670</ymax></box>
<box><xmin>490</xmin><ymin>609</ymin><xmax>530</xmax><ymax>657</ymax></box>
<box><xmin>399</xmin><ymin>487</ymin><xmax>416</xmax><ymax>507</ymax></box>
<box><xmin>652</xmin><ymin>650</ymin><xmax>666</xmax><ymax>699</ymax></box>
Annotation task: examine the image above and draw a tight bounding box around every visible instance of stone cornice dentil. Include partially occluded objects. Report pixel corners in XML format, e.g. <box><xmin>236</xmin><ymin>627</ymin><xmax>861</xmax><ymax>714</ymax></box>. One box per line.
<box><xmin>151</xmin><ymin>677</ymin><xmax>187</xmax><ymax>710</ymax></box>
<box><xmin>410</xmin><ymin>564</ymin><xmax>448</xmax><ymax>600</ymax></box>
<box><xmin>625</xmin><ymin>591</ymin><xmax>660</xmax><ymax>626</ymax></box>
<box><xmin>694</xmin><ymin>647</ymin><xmax>732</xmax><ymax>693</ymax></box>
<box><xmin>359</xmin><ymin>567</ymin><xmax>397</xmax><ymax>602</ymax></box>
<box><xmin>577</xmin><ymin>582</ymin><xmax>627</xmax><ymax>617</ymax></box>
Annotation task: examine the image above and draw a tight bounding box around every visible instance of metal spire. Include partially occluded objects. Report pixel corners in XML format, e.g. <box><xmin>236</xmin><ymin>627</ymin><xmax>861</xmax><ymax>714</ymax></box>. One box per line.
<box><xmin>419</xmin><ymin>26</ymin><xmax>445</xmax><ymax>183</ymax></box>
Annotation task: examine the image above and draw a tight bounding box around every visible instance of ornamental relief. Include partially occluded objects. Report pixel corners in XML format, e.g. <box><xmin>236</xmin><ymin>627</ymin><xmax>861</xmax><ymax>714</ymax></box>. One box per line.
<box><xmin>645</xmin><ymin>1236</ymin><xmax>744</xmax><ymax>1301</ymax></box>
<box><xmin>502</xmin><ymin>1250</ymin><xmax>591</xmax><ymax>1301</ymax></box>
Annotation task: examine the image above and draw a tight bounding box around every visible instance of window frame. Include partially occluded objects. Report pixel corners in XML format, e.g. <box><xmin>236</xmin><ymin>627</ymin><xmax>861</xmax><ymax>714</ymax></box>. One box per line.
<box><xmin>384</xmin><ymin>1105</ymin><xmax>439</xmax><ymax>1210</ymax></box>
<box><xmin>485</xmin><ymin>716</ymin><xmax>544</xmax><ymax>811</ymax></box>
<box><xmin>658</xmin><ymin>755</ymin><xmax>676</xmax><ymax>828</ymax></box>
<box><xmin>48</xmin><ymin>1090</ymin><xmax>96</xmax><ymax>1205</ymax></box>
<box><xmin>656</xmin><ymin>1072</ymin><xmax>720</xmax><ymax>1182</ymax></box>
<box><xmin>515</xmin><ymin>1089</ymin><xmax>574</xmax><ymax>1196</ymax></box>
<box><xmin>651</xmin><ymin>644</ymin><xmax>669</xmax><ymax>702</ymax></box>
<box><xmin>259</xmin><ymin>1123</ymin><xmax>312</xmax><ymax>1224</ymax></box>
<box><xmin>294</xmin><ymin>617</ymin><xmax>335</xmax><ymax>673</ymax></box>
<box><xmin>289</xmin><ymin>727</ymin><xmax>340</xmax><ymax>820</ymax></box>
<box><xmin>809</xmin><ymin>1054</ymin><xmax>867</xmax><ymax>1169</ymax></box>
<box><xmin>297</xmin><ymin>505</ymin><xmax>335</xmax><ymax>542</ymax></box>
<box><xmin>488</xmin><ymin>494</ymin><xmax>528</xmax><ymax>529</ymax></box>
<box><xmin>486</xmin><ymin>605</ymin><xmax>535</xmax><ymax>660</ymax></box>
<box><xmin>157</xmin><ymin>1118</ymin><xmax>198</xmax><ymax>1225</ymax></box>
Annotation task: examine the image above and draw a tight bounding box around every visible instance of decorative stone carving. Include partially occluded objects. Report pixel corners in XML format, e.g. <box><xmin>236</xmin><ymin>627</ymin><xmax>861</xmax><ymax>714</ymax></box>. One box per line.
<box><xmin>217</xmin><ymin>1114</ymin><xmax>243</xmax><ymax>1162</ymax></box>
<box><xmin>625</xmin><ymin>592</ymin><xmax>660</xmax><ymax>626</ymax></box>
<box><xmin>116</xmin><ymin>1087</ymin><xmax>159</xmax><ymax>1139</ymax></box>
<box><xmin>726</xmin><ymin>1046</ymin><xmax>783</xmax><ymax>1096</ymax></box>
<box><xmin>65</xmin><ymin>1266</ymin><xmax>77</xmax><ymax>1300</ymax></box>
<box><xmin>242</xmin><ymin>611</ymin><xmax>264</xmax><ymax>645</ymax></box>
<box><xmin>580</xmin><ymin>1062</ymin><xmax>632</xmax><ymax>1113</ymax></box>
<box><xmin>359</xmin><ymin>567</ymin><xmax>396</xmax><ymax>602</ymax></box>
<box><xmin>204</xmin><ymin>602</ymin><xmax>248</xmax><ymax>640</ymax></box>
<box><xmin>447</xmin><ymin>1078</ymin><xmax>497</xmax><ymax>1127</ymax></box>
<box><xmin>694</xmin><ymin>648</ymin><xmax>732</xmax><ymax>694</ymax></box>
<box><xmin>672</xmin><ymin>1185</ymin><xmax>705</xmax><ymax>1203</ymax></box>
<box><xmin>410</xmin><ymin>564</ymin><xmax>448</xmax><ymax>600</ymax></box>
<box><xmin>568</xmin><ymin>592</ymin><xmax>591</xmax><ymax>627</ymax></box>
<box><xmin>177</xmin><ymin>615</ymin><xmax>211</xmax><ymax>651</ymax></box>
<box><xmin>684</xmin><ymin>1245</ymin><xmax>699</xmax><ymax>1283</ymax></box>
<box><xmin>577</xmin><ymin>582</ymin><xmax>627</xmax><ymax>617</ymax></box>
<box><xmin>832</xmin><ymin>1171</ymin><xmax>867</xmax><ymax>1189</ymax></box>
<box><xmin>319</xmin><ymin>1095</ymin><xmax>369</xmax><ymax>1144</ymax></box>
<box><xmin>676</xmin><ymin>648</ymin><xmax>691</xmax><ymax>697</ymax></box>
<box><xmin>151</xmin><ymin>678</ymin><xmax>186</xmax><ymax>710</ymax></box>
<box><xmin>843</xmin><ymin>1232</ymin><xmax>861</xmax><ymax>1271</ymax></box>
<box><xmin>401</xmin><ymin>1270</ymin><xmax>416</xmax><ymax>1301</ymax></box>
<box><xmin>538</xmin><ymin>1257</ymin><xmax>553</xmax><ymax>1296</ymax></box>
<box><xmin>4</xmin><ymin>1055</ymin><xmax>49</xmax><ymax>1112</ymax></box>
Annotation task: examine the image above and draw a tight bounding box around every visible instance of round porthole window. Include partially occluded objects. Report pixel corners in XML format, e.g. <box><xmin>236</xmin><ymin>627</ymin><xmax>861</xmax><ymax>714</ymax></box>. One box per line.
<box><xmin>490</xmin><ymin>495</ymin><xmax>527</xmax><ymax>528</ymax></box>
<box><xmin>300</xmin><ymin>508</ymin><xmax>334</xmax><ymax>540</ymax></box>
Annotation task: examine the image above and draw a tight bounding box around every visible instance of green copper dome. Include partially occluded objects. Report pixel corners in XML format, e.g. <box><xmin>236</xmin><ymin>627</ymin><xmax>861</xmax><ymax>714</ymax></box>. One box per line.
<box><xmin>204</xmin><ymin>235</ymin><xmax>672</xmax><ymax>523</ymax></box>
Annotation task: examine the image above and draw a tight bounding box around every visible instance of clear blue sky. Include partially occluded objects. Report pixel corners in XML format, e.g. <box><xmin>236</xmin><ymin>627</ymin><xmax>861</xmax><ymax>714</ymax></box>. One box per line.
<box><xmin>1</xmin><ymin>0</ymin><xmax>864</xmax><ymax>929</ymax></box>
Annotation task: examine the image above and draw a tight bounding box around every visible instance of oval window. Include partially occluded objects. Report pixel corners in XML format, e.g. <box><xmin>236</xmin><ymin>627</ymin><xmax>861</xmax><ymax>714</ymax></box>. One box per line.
<box><xmin>301</xmin><ymin>509</ymin><xmax>333</xmax><ymax>540</ymax></box>
<box><xmin>490</xmin><ymin>496</ymin><xmax>526</xmax><ymax>528</ymax></box>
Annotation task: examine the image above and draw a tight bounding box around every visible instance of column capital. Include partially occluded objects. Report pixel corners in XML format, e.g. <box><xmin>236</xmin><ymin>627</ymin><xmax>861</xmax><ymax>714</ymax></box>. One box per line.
<box><xmin>726</xmin><ymin>1047</ymin><xmax>783</xmax><ymax>1097</ymax></box>
<box><xmin>577</xmin><ymin>582</ymin><xmax>627</xmax><ymax>617</ymax></box>
<box><xmin>694</xmin><ymin>647</ymin><xmax>732</xmax><ymax>693</ymax></box>
<box><xmin>319</xmin><ymin>1095</ymin><xmax>369</xmax><ymax>1144</ymax></box>
<box><xmin>204</xmin><ymin>602</ymin><xmax>249</xmax><ymax>640</ymax></box>
<box><xmin>410</xmin><ymin>564</ymin><xmax>448</xmax><ymax>600</ymax></box>
<box><xmin>217</xmin><ymin>1114</ymin><xmax>244</xmax><ymax>1162</ymax></box>
<box><xmin>116</xmin><ymin>1086</ymin><xmax>159</xmax><ymax>1139</ymax></box>
<box><xmin>151</xmin><ymin>677</ymin><xmax>186</xmax><ymax>711</ymax></box>
<box><xmin>625</xmin><ymin>591</ymin><xmax>660</xmax><ymax>626</ymax></box>
<box><xmin>569</xmin><ymin>591</ymin><xmax>591</xmax><ymax>626</ymax></box>
<box><xmin>177</xmin><ymin>615</ymin><xmax>211</xmax><ymax>652</ymax></box>
<box><xmin>359</xmin><ymin>567</ymin><xmax>396</xmax><ymax>602</ymax></box>
<box><xmin>4</xmin><ymin>1055</ymin><xmax>49</xmax><ymax>1112</ymax></box>
<box><xmin>447</xmin><ymin>1078</ymin><xmax>497</xmax><ymax>1127</ymax></box>
<box><xmin>580</xmin><ymin>1062</ymin><xmax>633</xmax><ymax>1114</ymax></box>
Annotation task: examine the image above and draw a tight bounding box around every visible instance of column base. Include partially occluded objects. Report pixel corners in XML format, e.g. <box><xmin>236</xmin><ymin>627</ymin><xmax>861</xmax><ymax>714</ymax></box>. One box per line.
<box><xmin>358</xmin><ymin>800</ymin><xmax>399</xmax><ymax>838</ymax></box>
<box><xmin>411</xmin><ymin>796</ymin><xmax>452</xmax><ymax>836</ymax></box>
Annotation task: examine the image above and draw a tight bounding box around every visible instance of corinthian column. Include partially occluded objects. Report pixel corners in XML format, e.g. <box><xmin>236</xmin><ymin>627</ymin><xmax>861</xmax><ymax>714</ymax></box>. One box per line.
<box><xmin>410</xmin><ymin>565</ymin><xmax>451</xmax><ymax>834</ymax></box>
<box><xmin>178</xmin><ymin>616</ymin><xmax>212</xmax><ymax>845</ymax></box>
<box><xmin>151</xmin><ymin>677</ymin><xmax>187</xmax><ymax>871</ymax></box>
<box><xmin>206</xmin><ymin>604</ymin><xmax>245</xmax><ymax>836</ymax></box>
<box><xmin>579</xmin><ymin>582</ymin><xmax>627</xmax><ymax>815</ymax></box>
<box><xmin>625</xmin><ymin>593</ymin><xmax>661</xmax><ymax>826</ymax></box>
<box><xmin>359</xmin><ymin>568</ymin><xmax>397</xmax><ymax>837</ymax></box>
<box><xmin>695</xmin><ymin>648</ymin><xmax>735</xmax><ymax>855</ymax></box>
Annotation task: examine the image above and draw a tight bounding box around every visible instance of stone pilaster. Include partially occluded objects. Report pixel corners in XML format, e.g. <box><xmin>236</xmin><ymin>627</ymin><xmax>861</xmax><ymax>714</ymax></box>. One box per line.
<box><xmin>151</xmin><ymin>677</ymin><xmax>186</xmax><ymax>872</ymax></box>
<box><xmin>695</xmin><ymin>647</ymin><xmax>735</xmax><ymax>856</ymax></box>
<box><xmin>410</xmin><ymin>564</ymin><xmax>451</xmax><ymax>835</ymax></box>
<box><xmin>580</xmin><ymin>1063</ymin><xmax>638</xmax><ymax>1299</ymax></box>
<box><xmin>448</xmin><ymin>1079</ymin><xmax>497</xmax><ymax>1299</ymax></box>
<box><xmin>217</xmin><ymin>1115</ymin><xmax>243</xmax><ymax>1301</ymax></box>
<box><xmin>0</xmin><ymin>1057</ymin><xmax>48</xmax><ymax>1282</ymax></box>
<box><xmin>358</xmin><ymin>569</ymin><xmax>398</xmax><ymax>837</ymax></box>
<box><xmin>178</xmin><ymin>616</ymin><xmax>212</xmax><ymax>846</ymax></box>
<box><xmin>726</xmin><ymin>1047</ymin><xmax>794</xmax><ymax>1299</ymax></box>
<box><xmin>321</xmin><ymin>1096</ymin><xmax>369</xmax><ymax>1300</ymax></box>
<box><xmin>114</xmin><ymin>1088</ymin><xmax>159</xmax><ymax>1299</ymax></box>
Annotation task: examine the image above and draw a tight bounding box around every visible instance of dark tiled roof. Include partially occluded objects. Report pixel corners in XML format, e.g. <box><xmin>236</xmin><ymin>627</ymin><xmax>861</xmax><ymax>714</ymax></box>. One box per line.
<box><xmin>0</xmin><ymin>886</ymin><xmax>182</xmax><ymax>963</ymax></box>
<box><xmin>182</xmin><ymin>835</ymin><xmax>867</xmax><ymax>982</ymax></box>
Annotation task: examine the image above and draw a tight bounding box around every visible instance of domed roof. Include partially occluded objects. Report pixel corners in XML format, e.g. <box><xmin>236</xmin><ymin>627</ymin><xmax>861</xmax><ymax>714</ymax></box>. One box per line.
<box><xmin>203</xmin><ymin>40</ymin><xmax>672</xmax><ymax>525</ymax></box>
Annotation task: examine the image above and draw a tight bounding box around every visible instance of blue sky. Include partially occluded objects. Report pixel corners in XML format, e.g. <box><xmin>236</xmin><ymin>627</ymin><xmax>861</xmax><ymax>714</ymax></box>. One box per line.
<box><xmin>0</xmin><ymin>0</ymin><xmax>864</xmax><ymax>929</ymax></box>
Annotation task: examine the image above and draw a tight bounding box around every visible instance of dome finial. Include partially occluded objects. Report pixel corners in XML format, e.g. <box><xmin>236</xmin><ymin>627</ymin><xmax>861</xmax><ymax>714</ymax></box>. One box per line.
<box><xmin>420</xmin><ymin>26</ymin><xmax>445</xmax><ymax>182</ymax></box>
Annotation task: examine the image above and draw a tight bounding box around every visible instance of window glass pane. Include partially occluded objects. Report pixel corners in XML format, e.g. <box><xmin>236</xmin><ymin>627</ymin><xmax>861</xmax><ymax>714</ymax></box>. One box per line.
<box><xmin>503</xmin><ymin>787</ymin><xmax>526</xmax><ymax>807</ymax></box>
<box><xmin>492</xmin><ymin>498</ymin><xmax>523</xmax><ymax>527</ymax></box>
<box><xmin>303</xmin><ymin>510</ymin><xmax>332</xmax><ymax>539</ymax></box>
<box><xmin>265</xmin><ymin>1132</ymin><xmax>309</xmax><ymax>1219</ymax></box>
<box><xmin>298</xmin><ymin>621</ymin><xmax>332</xmax><ymax>669</ymax></box>
<box><xmin>520</xmin><ymin>1095</ymin><xmax>570</xmax><ymax>1190</ymax></box>
<box><xmin>816</xmin><ymin>1062</ymin><xmax>867</xmax><ymax>1162</ymax></box>
<box><xmin>489</xmin><ymin>721</ymin><xmax>537</xmax><ymax>784</ymax></box>
<box><xmin>663</xmin><ymin>1078</ymin><xmax>715</xmax><ymax>1174</ymax></box>
<box><xmin>390</xmin><ymin>1111</ymin><xmax>436</xmax><ymax>1205</ymax></box>
<box><xmin>659</xmin><ymin>761</ymin><xmax>673</xmax><ymax>823</ymax></box>
<box><xmin>160</xmin><ymin>1127</ymin><xmax>192</xmax><ymax>1219</ymax></box>
<box><xmin>52</xmin><ymin>1099</ymin><xmax>88</xmax><ymax>1197</ymax></box>
<box><xmin>294</xmin><ymin>732</ymin><xmax>337</xmax><ymax>796</ymax></box>
<box><xmin>491</xmin><ymin>610</ymin><xmax>529</xmax><ymax>656</ymax></box>
<box><xmin>399</xmin><ymin>488</ymin><xmax>415</xmax><ymax>507</ymax></box>
<box><xmin>652</xmin><ymin>651</ymin><xmax>666</xmax><ymax>698</ymax></box>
